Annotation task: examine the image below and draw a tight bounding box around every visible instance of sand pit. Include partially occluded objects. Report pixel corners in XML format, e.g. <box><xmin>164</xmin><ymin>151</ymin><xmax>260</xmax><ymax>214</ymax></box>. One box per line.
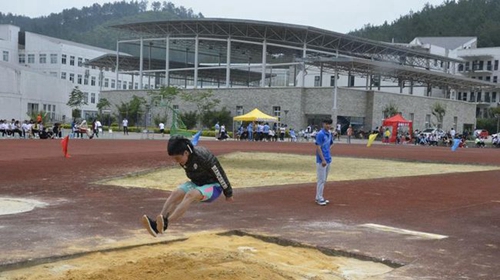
<box><xmin>0</xmin><ymin>198</ymin><xmax>47</xmax><ymax>216</ymax></box>
<box><xmin>99</xmin><ymin>152</ymin><xmax>500</xmax><ymax>191</ymax></box>
<box><xmin>0</xmin><ymin>231</ymin><xmax>393</xmax><ymax>280</ymax></box>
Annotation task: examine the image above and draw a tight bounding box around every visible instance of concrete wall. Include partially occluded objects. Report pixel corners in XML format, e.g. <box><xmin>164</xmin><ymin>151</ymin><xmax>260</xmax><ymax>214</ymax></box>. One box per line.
<box><xmin>101</xmin><ymin>86</ymin><xmax>476</xmax><ymax>133</ymax></box>
<box><xmin>0</xmin><ymin>61</ymin><xmax>73</xmax><ymax>121</ymax></box>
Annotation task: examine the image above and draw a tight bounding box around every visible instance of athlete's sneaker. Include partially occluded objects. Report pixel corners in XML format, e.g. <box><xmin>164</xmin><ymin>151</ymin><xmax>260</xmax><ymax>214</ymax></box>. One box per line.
<box><xmin>156</xmin><ymin>214</ymin><xmax>169</xmax><ymax>234</ymax></box>
<box><xmin>316</xmin><ymin>199</ymin><xmax>329</xmax><ymax>206</ymax></box>
<box><xmin>142</xmin><ymin>215</ymin><xmax>159</xmax><ymax>237</ymax></box>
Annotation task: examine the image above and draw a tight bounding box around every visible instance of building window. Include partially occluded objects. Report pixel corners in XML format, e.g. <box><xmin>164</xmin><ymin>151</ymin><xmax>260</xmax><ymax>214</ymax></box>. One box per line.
<box><xmin>135</xmin><ymin>82</ymin><xmax>138</xmax><ymax>89</ymax></box>
<box><xmin>91</xmin><ymin>93</ymin><xmax>96</xmax><ymax>104</ymax></box>
<box><xmin>77</xmin><ymin>74</ymin><xmax>82</xmax><ymax>84</ymax></box>
<box><xmin>493</xmin><ymin>92</ymin><xmax>497</xmax><ymax>103</ymax></box>
<box><xmin>486</xmin><ymin>76</ymin><xmax>491</xmax><ymax>82</ymax></box>
<box><xmin>485</xmin><ymin>92</ymin><xmax>491</xmax><ymax>103</ymax></box>
<box><xmin>50</xmin><ymin>54</ymin><xmax>57</xmax><ymax>64</ymax></box>
<box><xmin>314</xmin><ymin>76</ymin><xmax>320</xmax><ymax>87</ymax></box>
<box><xmin>111</xmin><ymin>79</ymin><xmax>115</xmax><ymax>88</ymax></box>
<box><xmin>236</xmin><ymin>106</ymin><xmax>244</xmax><ymax>116</ymax></box>
<box><xmin>69</xmin><ymin>73</ymin><xmax>75</xmax><ymax>83</ymax></box>
<box><xmin>78</xmin><ymin>57</ymin><xmax>83</xmax><ymax>67</ymax></box>
<box><xmin>273</xmin><ymin>106</ymin><xmax>281</xmax><ymax>122</ymax></box>
<box><xmin>494</xmin><ymin>76</ymin><xmax>498</xmax><ymax>83</ymax></box>
<box><xmin>128</xmin><ymin>82</ymin><xmax>133</xmax><ymax>89</ymax></box>
<box><xmin>465</xmin><ymin>62</ymin><xmax>470</xmax><ymax>71</ymax></box>
<box><xmin>123</xmin><ymin>82</ymin><xmax>127</xmax><ymax>90</ymax></box>
<box><xmin>83</xmin><ymin>92</ymin><xmax>89</xmax><ymax>104</ymax></box>
<box><xmin>3</xmin><ymin>51</ymin><xmax>9</xmax><ymax>62</ymax></box>
<box><xmin>91</xmin><ymin>76</ymin><xmax>96</xmax><ymax>86</ymax></box>
<box><xmin>27</xmin><ymin>103</ymin><xmax>39</xmax><ymax>115</ymax></box>
<box><xmin>349</xmin><ymin>75</ymin><xmax>355</xmax><ymax>87</ymax></box>
<box><xmin>458</xmin><ymin>92</ymin><xmax>462</xmax><ymax>100</ymax></box>
<box><xmin>330</xmin><ymin>76</ymin><xmax>336</xmax><ymax>86</ymax></box>
<box><xmin>462</xmin><ymin>92</ymin><xmax>467</xmax><ymax>101</ymax></box>
<box><xmin>18</xmin><ymin>54</ymin><xmax>25</xmax><ymax>64</ymax></box>
<box><xmin>117</xmin><ymin>80</ymin><xmax>122</xmax><ymax>89</ymax></box>
<box><xmin>70</xmin><ymin>56</ymin><xmax>75</xmax><ymax>66</ymax></box>
<box><xmin>458</xmin><ymin>64</ymin><xmax>464</xmax><ymax>72</ymax></box>
<box><xmin>84</xmin><ymin>59</ymin><xmax>89</xmax><ymax>68</ymax></box>
<box><xmin>425</xmin><ymin>114</ymin><xmax>431</xmax><ymax>129</ymax></box>
<box><xmin>27</xmin><ymin>54</ymin><xmax>35</xmax><ymax>64</ymax></box>
<box><xmin>61</xmin><ymin>72</ymin><xmax>66</xmax><ymax>80</ymax></box>
<box><xmin>84</xmin><ymin>76</ymin><xmax>89</xmax><ymax>85</ymax></box>
<box><xmin>39</xmin><ymin>54</ymin><xmax>46</xmax><ymax>64</ymax></box>
<box><xmin>477</xmin><ymin>92</ymin><xmax>482</xmax><ymax>102</ymax></box>
<box><xmin>495</xmin><ymin>60</ymin><xmax>499</xmax><ymax>71</ymax></box>
<box><xmin>104</xmin><ymin>78</ymin><xmax>109</xmax><ymax>88</ymax></box>
<box><xmin>62</xmin><ymin>54</ymin><xmax>67</xmax><ymax>64</ymax></box>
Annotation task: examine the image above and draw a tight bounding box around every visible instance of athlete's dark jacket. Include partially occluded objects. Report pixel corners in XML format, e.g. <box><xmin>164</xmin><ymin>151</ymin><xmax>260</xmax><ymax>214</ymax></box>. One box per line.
<box><xmin>181</xmin><ymin>146</ymin><xmax>233</xmax><ymax>198</ymax></box>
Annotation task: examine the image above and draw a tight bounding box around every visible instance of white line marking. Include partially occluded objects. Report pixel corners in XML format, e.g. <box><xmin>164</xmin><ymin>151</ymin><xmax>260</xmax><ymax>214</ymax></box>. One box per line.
<box><xmin>359</xmin><ymin>223</ymin><xmax>448</xmax><ymax>240</ymax></box>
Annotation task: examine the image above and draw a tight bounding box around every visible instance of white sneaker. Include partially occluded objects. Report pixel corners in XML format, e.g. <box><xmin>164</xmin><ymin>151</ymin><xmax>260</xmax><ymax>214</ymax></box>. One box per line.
<box><xmin>316</xmin><ymin>199</ymin><xmax>329</xmax><ymax>206</ymax></box>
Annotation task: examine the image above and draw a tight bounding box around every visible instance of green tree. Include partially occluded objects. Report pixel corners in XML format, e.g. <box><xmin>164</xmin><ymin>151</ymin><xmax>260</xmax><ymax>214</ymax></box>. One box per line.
<box><xmin>179</xmin><ymin>111</ymin><xmax>198</xmax><ymax>129</ymax></box>
<box><xmin>26</xmin><ymin>110</ymin><xmax>49</xmax><ymax>124</ymax></box>
<box><xmin>96</xmin><ymin>97</ymin><xmax>111</xmax><ymax>115</ymax></box>
<box><xmin>382</xmin><ymin>103</ymin><xmax>399</xmax><ymax>118</ymax></box>
<box><xmin>149</xmin><ymin>86</ymin><xmax>180</xmax><ymax>127</ymax></box>
<box><xmin>431</xmin><ymin>102</ymin><xmax>446</xmax><ymax>129</ymax></box>
<box><xmin>115</xmin><ymin>95</ymin><xmax>146</xmax><ymax>127</ymax></box>
<box><xmin>489</xmin><ymin>107</ymin><xmax>500</xmax><ymax>133</ymax></box>
<box><xmin>180</xmin><ymin>89</ymin><xmax>220</xmax><ymax>128</ymax></box>
<box><xmin>200</xmin><ymin>107</ymin><xmax>232</xmax><ymax>129</ymax></box>
<box><xmin>66</xmin><ymin>86</ymin><xmax>87</xmax><ymax>119</ymax></box>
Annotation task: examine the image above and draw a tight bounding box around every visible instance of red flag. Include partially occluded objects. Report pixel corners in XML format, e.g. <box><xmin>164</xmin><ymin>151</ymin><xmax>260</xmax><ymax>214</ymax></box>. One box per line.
<box><xmin>61</xmin><ymin>135</ymin><xmax>70</xmax><ymax>158</ymax></box>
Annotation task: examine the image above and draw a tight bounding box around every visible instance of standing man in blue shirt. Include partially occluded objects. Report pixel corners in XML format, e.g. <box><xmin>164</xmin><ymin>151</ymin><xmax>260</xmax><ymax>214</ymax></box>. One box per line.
<box><xmin>315</xmin><ymin>119</ymin><xmax>334</xmax><ymax>206</ymax></box>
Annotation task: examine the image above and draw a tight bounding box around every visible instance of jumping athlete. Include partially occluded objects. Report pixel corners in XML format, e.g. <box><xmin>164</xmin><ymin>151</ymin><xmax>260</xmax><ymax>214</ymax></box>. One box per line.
<box><xmin>142</xmin><ymin>136</ymin><xmax>234</xmax><ymax>237</ymax></box>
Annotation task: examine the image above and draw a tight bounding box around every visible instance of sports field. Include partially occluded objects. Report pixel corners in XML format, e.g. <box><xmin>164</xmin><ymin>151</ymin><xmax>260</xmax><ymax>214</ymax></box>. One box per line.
<box><xmin>0</xmin><ymin>138</ymin><xmax>499</xmax><ymax>279</ymax></box>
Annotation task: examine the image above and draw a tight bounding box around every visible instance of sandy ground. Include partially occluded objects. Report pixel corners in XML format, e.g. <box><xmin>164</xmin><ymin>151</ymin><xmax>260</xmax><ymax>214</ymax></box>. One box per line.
<box><xmin>1</xmin><ymin>231</ymin><xmax>393</xmax><ymax>280</ymax></box>
<box><xmin>100</xmin><ymin>152</ymin><xmax>500</xmax><ymax>191</ymax></box>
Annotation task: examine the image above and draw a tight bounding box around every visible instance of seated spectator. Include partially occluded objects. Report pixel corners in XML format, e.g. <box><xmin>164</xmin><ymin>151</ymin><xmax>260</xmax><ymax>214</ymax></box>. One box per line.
<box><xmin>11</xmin><ymin>120</ymin><xmax>23</xmax><ymax>138</ymax></box>
<box><xmin>52</xmin><ymin>123</ymin><xmax>62</xmax><ymax>139</ymax></box>
<box><xmin>428</xmin><ymin>134</ymin><xmax>439</xmax><ymax>146</ymax></box>
<box><xmin>491</xmin><ymin>135</ymin><xmax>499</xmax><ymax>147</ymax></box>
<box><xmin>475</xmin><ymin>137</ymin><xmax>485</xmax><ymax>148</ymax></box>
<box><xmin>459</xmin><ymin>136</ymin><xmax>468</xmax><ymax>148</ymax></box>
<box><xmin>418</xmin><ymin>134</ymin><xmax>427</xmax><ymax>145</ymax></box>
<box><xmin>39</xmin><ymin>127</ymin><xmax>51</xmax><ymax>139</ymax></box>
<box><xmin>289</xmin><ymin>128</ymin><xmax>297</xmax><ymax>142</ymax></box>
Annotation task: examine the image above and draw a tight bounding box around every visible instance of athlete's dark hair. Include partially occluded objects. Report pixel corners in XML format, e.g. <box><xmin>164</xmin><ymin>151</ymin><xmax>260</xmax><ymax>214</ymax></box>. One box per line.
<box><xmin>167</xmin><ymin>136</ymin><xmax>194</xmax><ymax>156</ymax></box>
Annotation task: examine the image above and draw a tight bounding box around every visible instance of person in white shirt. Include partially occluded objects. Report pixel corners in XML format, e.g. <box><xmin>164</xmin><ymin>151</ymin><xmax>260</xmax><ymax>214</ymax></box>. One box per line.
<box><xmin>159</xmin><ymin>122</ymin><xmax>165</xmax><ymax>137</ymax></box>
<box><xmin>122</xmin><ymin>118</ymin><xmax>129</xmax><ymax>135</ymax></box>
<box><xmin>450</xmin><ymin>128</ymin><xmax>456</xmax><ymax>139</ymax></box>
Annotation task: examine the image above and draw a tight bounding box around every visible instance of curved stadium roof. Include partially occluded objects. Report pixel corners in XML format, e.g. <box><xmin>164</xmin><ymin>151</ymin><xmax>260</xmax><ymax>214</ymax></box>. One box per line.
<box><xmin>85</xmin><ymin>18</ymin><xmax>496</xmax><ymax>89</ymax></box>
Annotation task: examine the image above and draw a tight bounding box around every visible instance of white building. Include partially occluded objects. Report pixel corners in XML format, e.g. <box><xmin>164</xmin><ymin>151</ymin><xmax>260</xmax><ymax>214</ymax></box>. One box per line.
<box><xmin>0</xmin><ymin>24</ymin><xmax>146</xmax><ymax>121</ymax></box>
<box><xmin>408</xmin><ymin>37</ymin><xmax>500</xmax><ymax>118</ymax></box>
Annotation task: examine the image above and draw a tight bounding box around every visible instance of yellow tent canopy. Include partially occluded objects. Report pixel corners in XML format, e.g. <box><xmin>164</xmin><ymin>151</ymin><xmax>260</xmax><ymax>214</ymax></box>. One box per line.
<box><xmin>233</xmin><ymin>108</ymin><xmax>278</xmax><ymax>122</ymax></box>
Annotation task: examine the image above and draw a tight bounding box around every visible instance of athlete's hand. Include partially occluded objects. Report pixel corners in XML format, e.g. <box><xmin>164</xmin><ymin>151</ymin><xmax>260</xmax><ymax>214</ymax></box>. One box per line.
<box><xmin>321</xmin><ymin>160</ymin><xmax>327</xmax><ymax>167</ymax></box>
<box><xmin>226</xmin><ymin>196</ymin><xmax>234</xmax><ymax>202</ymax></box>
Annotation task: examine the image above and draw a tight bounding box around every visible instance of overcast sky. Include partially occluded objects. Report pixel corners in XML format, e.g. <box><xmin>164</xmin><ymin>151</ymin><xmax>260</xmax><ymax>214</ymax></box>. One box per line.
<box><xmin>1</xmin><ymin>0</ymin><xmax>445</xmax><ymax>33</ymax></box>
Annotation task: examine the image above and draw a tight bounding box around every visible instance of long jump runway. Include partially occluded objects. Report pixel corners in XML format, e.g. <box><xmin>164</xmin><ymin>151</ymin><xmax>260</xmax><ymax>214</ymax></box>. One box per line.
<box><xmin>0</xmin><ymin>139</ymin><xmax>499</xmax><ymax>279</ymax></box>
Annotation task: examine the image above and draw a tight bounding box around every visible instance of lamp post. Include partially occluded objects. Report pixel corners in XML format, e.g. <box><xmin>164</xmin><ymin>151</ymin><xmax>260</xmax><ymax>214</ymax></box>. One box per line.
<box><xmin>145</xmin><ymin>104</ymin><xmax>151</xmax><ymax>130</ymax></box>
<box><xmin>496</xmin><ymin>113</ymin><xmax>500</xmax><ymax>134</ymax></box>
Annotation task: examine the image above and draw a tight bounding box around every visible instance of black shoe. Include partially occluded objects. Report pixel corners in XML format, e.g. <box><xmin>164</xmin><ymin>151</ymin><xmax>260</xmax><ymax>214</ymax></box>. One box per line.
<box><xmin>156</xmin><ymin>214</ymin><xmax>168</xmax><ymax>234</ymax></box>
<box><xmin>142</xmin><ymin>215</ymin><xmax>159</xmax><ymax>237</ymax></box>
